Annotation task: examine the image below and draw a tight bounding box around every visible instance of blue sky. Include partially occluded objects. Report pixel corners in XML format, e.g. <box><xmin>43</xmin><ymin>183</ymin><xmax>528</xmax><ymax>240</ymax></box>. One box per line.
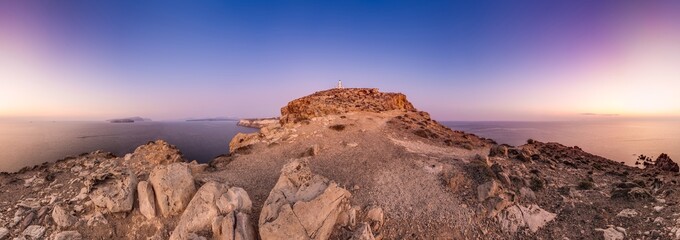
<box><xmin>1</xmin><ymin>1</ymin><xmax>679</xmax><ymax>120</ymax></box>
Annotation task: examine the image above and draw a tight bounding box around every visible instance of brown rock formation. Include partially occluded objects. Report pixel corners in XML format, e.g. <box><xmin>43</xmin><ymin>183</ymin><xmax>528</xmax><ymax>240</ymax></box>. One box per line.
<box><xmin>280</xmin><ymin>88</ymin><xmax>416</xmax><ymax>124</ymax></box>
<box><xmin>654</xmin><ymin>153</ymin><xmax>679</xmax><ymax>172</ymax></box>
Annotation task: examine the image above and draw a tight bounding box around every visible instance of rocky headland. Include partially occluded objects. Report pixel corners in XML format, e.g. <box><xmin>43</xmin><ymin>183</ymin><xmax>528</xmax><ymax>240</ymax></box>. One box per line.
<box><xmin>1</xmin><ymin>88</ymin><xmax>680</xmax><ymax>240</ymax></box>
<box><xmin>237</xmin><ymin>118</ymin><xmax>280</xmax><ymax>129</ymax></box>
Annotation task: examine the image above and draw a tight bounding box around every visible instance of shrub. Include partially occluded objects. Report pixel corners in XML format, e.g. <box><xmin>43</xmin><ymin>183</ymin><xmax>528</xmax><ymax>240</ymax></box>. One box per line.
<box><xmin>329</xmin><ymin>124</ymin><xmax>346</xmax><ymax>131</ymax></box>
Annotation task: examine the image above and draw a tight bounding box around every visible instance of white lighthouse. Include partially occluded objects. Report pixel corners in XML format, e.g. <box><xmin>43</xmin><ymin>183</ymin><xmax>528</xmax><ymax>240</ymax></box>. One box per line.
<box><xmin>337</xmin><ymin>80</ymin><xmax>343</xmax><ymax>89</ymax></box>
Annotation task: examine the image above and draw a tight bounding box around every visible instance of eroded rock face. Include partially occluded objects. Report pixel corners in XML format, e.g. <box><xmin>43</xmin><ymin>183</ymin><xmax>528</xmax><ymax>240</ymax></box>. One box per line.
<box><xmin>89</xmin><ymin>169</ymin><xmax>138</xmax><ymax>213</ymax></box>
<box><xmin>149</xmin><ymin>163</ymin><xmax>197</xmax><ymax>217</ymax></box>
<box><xmin>259</xmin><ymin>158</ymin><xmax>351</xmax><ymax>240</ymax></box>
<box><xmin>170</xmin><ymin>181</ymin><xmax>254</xmax><ymax>240</ymax></box>
<box><xmin>279</xmin><ymin>88</ymin><xmax>416</xmax><ymax>124</ymax></box>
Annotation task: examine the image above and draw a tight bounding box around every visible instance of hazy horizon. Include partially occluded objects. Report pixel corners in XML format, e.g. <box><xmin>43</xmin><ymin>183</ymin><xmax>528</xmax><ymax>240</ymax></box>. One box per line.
<box><xmin>1</xmin><ymin>1</ymin><xmax>679</xmax><ymax>121</ymax></box>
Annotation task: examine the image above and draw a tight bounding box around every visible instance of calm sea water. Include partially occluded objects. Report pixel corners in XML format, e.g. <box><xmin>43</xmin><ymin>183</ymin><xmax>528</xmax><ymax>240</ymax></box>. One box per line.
<box><xmin>1</xmin><ymin>120</ymin><xmax>677</xmax><ymax>172</ymax></box>
<box><xmin>0</xmin><ymin>121</ymin><xmax>257</xmax><ymax>172</ymax></box>
<box><xmin>443</xmin><ymin>120</ymin><xmax>680</xmax><ymax>165</ymax></box>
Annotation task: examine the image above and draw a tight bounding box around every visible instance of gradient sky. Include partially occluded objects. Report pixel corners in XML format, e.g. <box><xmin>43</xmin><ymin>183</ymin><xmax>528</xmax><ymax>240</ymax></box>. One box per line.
<box><xmin>1</xmin><ymin>1</ymin><xmax>679</xmax><ymax>121</ymax></box>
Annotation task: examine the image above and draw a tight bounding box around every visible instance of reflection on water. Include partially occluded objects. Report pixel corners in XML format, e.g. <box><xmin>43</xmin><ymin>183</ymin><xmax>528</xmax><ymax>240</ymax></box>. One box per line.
<box><xmin>443</xmin><ymin>120</ymin><xmax>680</xmax><ymax>165</ymax></box>
<box><xmin>0</xmin><ymin>121</ymin><xmax>256</xmax><ymax>172</ymax></box>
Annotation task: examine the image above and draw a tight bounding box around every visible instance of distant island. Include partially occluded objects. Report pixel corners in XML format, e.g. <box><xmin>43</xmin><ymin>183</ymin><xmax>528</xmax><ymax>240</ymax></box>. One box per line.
<box><xmin>107</xmin><ymin>116</ymin><xmax>152</xmax><ymax>123</ymax></box>
<box><xmin>186</xmin><ymin>117</ymin><xmax>239</xmax><ymax>122</ymax></box>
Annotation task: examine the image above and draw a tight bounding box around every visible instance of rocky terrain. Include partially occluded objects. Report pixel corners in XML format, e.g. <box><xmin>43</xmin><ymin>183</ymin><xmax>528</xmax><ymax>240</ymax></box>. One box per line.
<box><xmin>1</xmin><ymin>88</ymin><xmax>680</xmax><ymax>240</ymax></box>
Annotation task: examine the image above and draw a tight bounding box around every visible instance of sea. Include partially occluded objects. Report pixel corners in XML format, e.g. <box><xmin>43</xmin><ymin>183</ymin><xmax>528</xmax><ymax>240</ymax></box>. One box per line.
<box><xmin>0</xmin><ymin>120</ymin><xmax>678</xmax><ymax>172</ymax></box>
<box><xmin>0</xmin><ymin>121</ymin><xmax>257</xmax><ymax>172</ymax></box>
<box><xmin>442</xmin><ymin>120</ymin><xmax>680</xmax><ymax>166</ymax></box>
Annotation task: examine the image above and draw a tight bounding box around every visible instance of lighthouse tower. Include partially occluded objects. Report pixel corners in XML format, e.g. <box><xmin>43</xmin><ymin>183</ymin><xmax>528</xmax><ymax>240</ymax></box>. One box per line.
<box><xmin>337</xmin><ymin>80</ymin><xmax>343</xmax><ymax>89</ymax></box>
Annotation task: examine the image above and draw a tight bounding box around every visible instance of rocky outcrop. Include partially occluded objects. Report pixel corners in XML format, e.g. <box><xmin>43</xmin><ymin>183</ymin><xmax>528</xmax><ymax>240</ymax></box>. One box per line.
<box><xmin>280</xmin><ymin>88</ymin><xmax>416</xmax><ymax>124</ymax></box>
<box><xmin>169</xmin><ymin>182</ymin><xmax>255</xmax><ymax>240</ymax></box>
<box><xmin>229</xmin><ymin>132</ymin><xmax>262</xmax><ymax>153</ymax></box>
<box><xmin>127</xmin><ymin>140</ymin><xmax>185</xmax><ymax>165</ymax></box>
<box><xmin>237</xmin><ymin>118</ymin><xmax>280</xmax><ymax>129</ymax></box>
<box><xmin>149</xmin><ymin>163</ymin><xmax>197</xmax><ymax>217</ymax></box>
<box><xmin>259</xmin><ymin>158</ymin><xmax>351</xmax><ymax>240</ymax></box>
<box><xmin>654</xmin><ymin>153</ymin><xmax>679</xmax><ymax>172</ymax></box>
<box><xmin>89</xmin><ymin>169</ymin><xmax>138</xmax><ymax>213</ymax></box>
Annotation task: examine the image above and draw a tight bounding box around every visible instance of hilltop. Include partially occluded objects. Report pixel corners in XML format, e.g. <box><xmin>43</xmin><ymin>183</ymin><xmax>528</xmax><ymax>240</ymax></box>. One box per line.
<box><xmin>1</xmin><ymin>88</ymin><xmax>680</xmax><ymax>240</ymax></box>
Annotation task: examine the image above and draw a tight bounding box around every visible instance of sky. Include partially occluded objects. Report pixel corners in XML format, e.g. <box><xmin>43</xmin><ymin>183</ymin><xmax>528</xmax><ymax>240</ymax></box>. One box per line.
<box><xmin>0</xmin><ymin>0</ymin><xmax>679</xmax><ymax>121</ymax></box>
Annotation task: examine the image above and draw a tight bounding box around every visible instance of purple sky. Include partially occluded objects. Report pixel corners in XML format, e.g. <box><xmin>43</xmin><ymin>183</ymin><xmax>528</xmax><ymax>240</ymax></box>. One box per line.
<box><xmin>1</xmin><ymin>1</ymin><xmax>679</xmax><ymax>121</ymax></box>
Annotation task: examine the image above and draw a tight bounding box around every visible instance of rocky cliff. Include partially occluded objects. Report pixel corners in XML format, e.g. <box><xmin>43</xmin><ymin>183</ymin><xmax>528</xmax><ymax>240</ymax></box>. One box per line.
<box><xmin>279</xmin><ymin>88</ymin><xmax>416</xmax><ymax>124</ymax></box>
<box><xmin>1</xmin><ymin>88</ymin><xmax>680</xmax><ymax>240</ymax></box>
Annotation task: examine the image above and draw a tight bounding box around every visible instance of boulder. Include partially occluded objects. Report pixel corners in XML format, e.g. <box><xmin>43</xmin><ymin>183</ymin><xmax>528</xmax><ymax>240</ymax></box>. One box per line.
<box><xmin>52</xmin><ymin>205</ymin><xmax>77</xmax><ymax>228</ymax></box>
<box><xmin>365</xmin><ymin>206</ymin><xmax>384</xmax><ymax>233</ymax></box>
<box><xmin>0</xmin><ymin>228</ymin><xmax>8</xmax><ymax>240</ymax></box>
<box><xmin>497</xmin><ymin>204</ymin><xmax>556</xmax><ymax>233</ymax></box>
<box><xmin>616</xmin><ymin>209</ymin><xmax>638</xmax><ymax>218</ymax></box>
<box><xmin>170</xmin><ymin>181</ymin><xmax>255</xmax><ymax>240</ymax></box>
<box><xmin>351</xmin><ymin>223</ymin><xmax>375</xmax><ymax>240</ymax></box>
<box><xmin>22</xmin><ymin>225</ymin><xmax>45</xmax><ymax>239</ymax></box>
<box><xmin>654</xmin><ymin>153</ymin><xmax>679</xmax><ymax>172</ymax></box>
<box><xmin>137</xmin><ymin>181</ymin><xmax>157</xmax><ymax>219</ymax></box>
<box><xmin>595</xmin><ymin>226</ymin><xmax>625</xmax><ymax>240</ymax></box>
<box><xmin>234</xmin><ymin>212</ymin><xmax>256</xmax><ymax>240</ymax></box>
<box><xmin>149</xmin><ymin>163</ymin><xmax>196</xmax><ymax>217</ymax></box>
<box><xmin>89</xmin><ymin>169</ymin><xmax>138</xmax><ymax>213</ymax></box>
<box><xmin>53</xmin><ymin>231</ymin><xmax>82</xmax><ymax>240</ymax></box>
<box><xmin>217</xmin><ymin>187</ymin><xmax>253</xmax><ymax>214</ymax></box>
<box><xmin>477</xmin><ymin>180</ymin><xmax>500</xmax><ymax>202</ymax></box>
<box><xmin>259</xmin><ymin>158</ymin><xmax>351</xmax><ymax>240</ymax></box>
<box><xmin>489</xmin><ymin>145</ymin><xmax>508</xmax><ymax>158</ymax></box>
<box><xmin>229</xmin><ymin>133</ymin><xmax>261</xmax><ymax>153</ymax></box>
<box><xmin>212</xmin><ymin>213</ymin><xmax>235</xmax><ymax>240</ymax></box>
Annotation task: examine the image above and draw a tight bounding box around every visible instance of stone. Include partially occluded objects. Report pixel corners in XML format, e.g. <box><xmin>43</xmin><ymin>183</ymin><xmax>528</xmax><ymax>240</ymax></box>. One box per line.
<box><xmin>351</xmin><ymin>222</ymin><xmax>375</xmax><ymax>240</ymax></box>
<box><xmin>497</xmin><ymin>204</ymin><xmax>556</xmax><ymax>233</ymax></box>
<box><xmin>218</xmin><ymin>187</ymin><xmax>252</xmax><ymax>214</ymax></box>
<box><xmin>18</xmin><ymin>211</ymin><xmax>35</xmax><ymax>231</ymax></box>
<box><xmin>22</xmin><ymin>225</ymin><xmax>45</xmax><ymax>239</ymax></box>
<box><xmin>259</xmin><ymin>158</ymin><xmax>351</xmax><ymax>240</ymax></box>
<box><xmin>595</xmin><ymin>226</ymin><xmax>625</xmax><ymax>240</ymax></box>
<box><xmin>170</xmin><ymin>182</ymin><xmax>228</xmax><ymax>240</ymax></box>
<box><xmin>171</xmin><ymin>182</ymin><xmax>255</xmax><ymax>240</ymax></box>
<box><xmin>616</xmin><ymin>209</ymin><xmax>638</xmax><ymax>218</ymax></box>
<box><xmin>365</xmin><ymin>206</ymin><xmax>384</xmax><ymax>233</ymax></box>
<box><xmin>0</xmin><ymin>228</ymin><xmax>8</xmax><ymax>240</ymax></box>
<box><xmin>477</xmin><ymin>180</ymin><xmax>500</xmax><ymax>202</ymax></box>
<box><xmin>655</xmin><ymin>153</ymin><xmax>679</xmax><ymax>172</ymax></box>
<box><xmin>53</xmin><ymin>231</ymin><xmax>82</xmax><ymax>240</ymax></box>
<box><xmin>229</xmin><ymin>133</ymin><xmax>261</xmax><ymax>153</ymax></box>
<box><xmin>234</xmin><ymin>212</ymin><xmax>256</xmax><ymax>240</ymax></box>
<box><xmin>86</xmin><ymin>211</ymin><xmax>108</xmax><ymax>227</ymax></box>
<box><xmin>212</xmin><ymin>213</ymin><xmax>235</xmax><ymax>240</ymax></box>
<box><xmin>89</xmin><ymin>169</ymin><xmax>138</xmax><ymax>213</ymax></box>
<box><xmin>149</xmin><ymin>163</ymin><xmax>196</xmax><ymax>217</ymax></box>
<box><xmin>519</xmin><ymin>187</ymin><xmax>536</xmax><ymax>201</ymax></box>
<box><xmin>52</xmin><ymin>205</ymin><xmax>77</xmax><ymax>228</ymax></box>
<box><xmin>489</xmin><ymin>145</ymin><xmax>508</xmax><ymax>158</ymax></box>
<box><xmin>137</xmin><ymin>181</ymin><xmax>157</xmax><ymax>219</ymax></box>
